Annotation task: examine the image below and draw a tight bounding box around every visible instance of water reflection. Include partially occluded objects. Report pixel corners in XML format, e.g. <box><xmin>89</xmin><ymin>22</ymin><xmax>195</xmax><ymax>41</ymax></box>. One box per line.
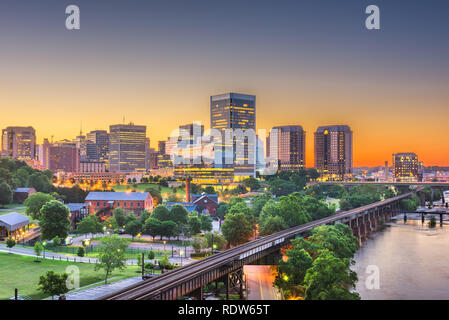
<box><xmin>353</xmin><ymin>217</ymin><xmax>449</xmax><ymax>300</ymax></box>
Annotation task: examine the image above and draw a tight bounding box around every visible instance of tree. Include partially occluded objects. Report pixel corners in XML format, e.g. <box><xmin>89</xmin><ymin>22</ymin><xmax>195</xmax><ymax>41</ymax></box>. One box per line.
<box><xmin>95</xmin><ymin>235</ymin><xmax>129</xmax><ymax>284</ymax></box>
<box><xmin>243</xmin><ymin>176</ymin><xmax>261</xmax><ymax>191</ymax></box>
<box><xmin>34</xmin><ymin>241</ymin><xmax>44</xmax><ymax>261</ymax></box>
<box><xmin>113</xmin><ymin>208</ymin><xmax>128</xmax><ymax>228</ymax></box>
<box><xmin>191</xmin><ymin>236</ymin><xmax>203</xmax><ymax>253</ymax></box>
<box><xmin>216</xmin><ymin>202</ymin><xmax>229</xmax><ymax>221</ymax></box>
<box><xmin>0</xmin><ymin>182</ymin><xmax>13</xmax><ymax>205</ymax></box>
<box><xmin>269</xmin><ymin>178</ymin><xmax>296</xmax><ymax>197</ymax></box>
<box><xmin>167</xmin><ymin>193</ymin><xmax>181</xmax><ymax>202</ymax></box>
<box><xmin>103</xmin><ymin>217</ymin><xmax>119</xmax><ymax>232</ymax></box>
<box><xmin>221</xmin><ymin>212</ymin><xmax>254</xmax><ymax>246</ymax></box>
<box><xmin>12</xmin><ymin>167</ymin><xmax>30</xmax><ymax>188</ymax></box>
<box><xmin>151</xmin><ymin>205</ymin><xmax>171</xmax><ymax>221</ymax></box>
<box><xmin>145</xmin><ymin>262</ymin><xmax>155</xmax><ymax>274</ymax></box>
<box><xmin>169</xmin><ymin>204</ymin><xmax>189</xmax><ymax>226</ymax></box>
<box><xmin>160</xmin><ymin>220</ymin><xmax>177</xmax><ymax>239</ymax></box>
<box><xmin>227</xmin><ymin>201</ymin><xmax>255</xmax><ymax>227</ymax></box>
<box><xmin>200</xmin><ymin>214</ymin><xmax>213</xmax><ymax>232</ymax></box>
<box><xmin>6</xmin><ymin>237</ymin><xmax>16</xmax><ymax>253</ymax></box>
<box><xmin>52</xmin><ymin>236</ymin><xmax>61</xmax><ymax>246</ymax></box>
<box><xmin>203</xmin><ymin>232</ymin><xmax>227</xmax><ymax>251</ymax></box>
<box><xmin>125</xmin><ymin>219</ymin><xmax>142</xmax><ymax>239</ymax></box>
<box><xmin>38</xmin><ymin>271</ymin><xmax>69</xmax><ymax>300</ymax></box>
<box><xmin>303</xmin><ymin>250</ymin><xmax>359</xmax><ymax>300</ymax></box>
<box><xmin>0</xmin><ymin>168</ymin><xmax>12</xmax><ymax>186</ymax></box>
<box><xmin>27</xmin><ymin>172</ymin><xmax>52</xmax><ymax>193</ymax></box>
<box><xmin>307</xmin><ymin>224</ymin><xmax>358</xmax><ymax>260</ymax></box>
<box><xmin>203</xmin><ymin>186</ymin><xmax>216</xmax><ymax>194</ymax></box>
<box><xmin>188</xmin><ymin>216</ymin><xmax>202</xmax><ymax>236</ymax></box>
<box><xmin>24</xmin><ymin>192</ymin><xmax>55</xmax><ymax>220</ymax></box>
<box><xmin>250</xmin><ymin>193</ymin><xmax>271</xmax><ymax>217</ymax></box>
<box><xmin>39</xmin><ymin>200</ymin><xmax>71</xmax><ymax>240</ymax></box>
<box><xmin>77</xmin><ymin>215</ymin><xmax>103</xmax><ymax>237</ymax></box>
<box><xmin>77</xmin><ymin>246</ymin><xmax>85</xmax><ymax>257</ymax></box>
<box><xmin>147</xmin><ymin>250</ymin><xmax>155</xmax><ymax>260</ymax></box>
<box><xmin>278</xmin><ymin>193</ymin><xmax>311</xmax><ymax>228</ymax></box>
<box><xmin>143</xmin><ymin>217</ymin><xmax>162</xmax><ymax>240</ymax></box>
<box><xmin>259</xmin><ymin>215</ymin><xmax>287</xmax><ymax>236</ymax></box>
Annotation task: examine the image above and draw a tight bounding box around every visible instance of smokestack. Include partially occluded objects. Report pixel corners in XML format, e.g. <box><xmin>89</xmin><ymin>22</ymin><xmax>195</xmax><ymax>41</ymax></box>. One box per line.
<box><xmin>186</xmin><ymin>178</ymin><xmax>191</xmax><ymax>203</ymax></box>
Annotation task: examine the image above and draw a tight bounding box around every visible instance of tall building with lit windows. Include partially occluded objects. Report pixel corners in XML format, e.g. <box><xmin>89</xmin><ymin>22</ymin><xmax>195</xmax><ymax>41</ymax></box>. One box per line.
<box><xmin>86</xmin><ymin>130</ymin><xmax>110</xmax><ymax>164</ymax></box>
<box><xmin>109</xmin><ymin>124</ymin><xmax>147</xmax><ymax>173</ymax></box>
<box><xmin>267</xmin><ymin>126</ymin><xmax>306</xmax><ymax>172</ymax></box>
<box><xmin>314</xmin><ymin>125</ymin><xmax>353</xmax><ymax>181</ymax></box>
<box><xmin>393</xmin><ymin>153</ymin><xmax>420</xmax><ymax>182</ymax></box>
<box><xmin>210</xmin><ymin>93</ymin><xmax>256</xmax><ymax>177</ymax></box>
<box><xmin>1</xmin><ymin>126</ymin><xmax>36</xmax><ymax>160</ymax></box>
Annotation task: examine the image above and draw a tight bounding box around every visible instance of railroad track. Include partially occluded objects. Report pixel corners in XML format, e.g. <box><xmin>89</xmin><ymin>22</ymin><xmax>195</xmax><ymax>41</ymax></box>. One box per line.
<box><xmin>99</xmin><ymin>190</ymin><xmax>418</xmax><ymax>300</ymax></box>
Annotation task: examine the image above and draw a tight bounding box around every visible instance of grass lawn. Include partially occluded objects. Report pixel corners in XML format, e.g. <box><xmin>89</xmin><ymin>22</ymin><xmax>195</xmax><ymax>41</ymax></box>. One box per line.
<box><xmin>111</xmin><ymin>183</ymin><xmax>186</xmax><ymax>198</ymax></box>
<box><xmin>0</xmin><ymin>252</ymin><xmax>141</xmax><ymax>300</ymax></box>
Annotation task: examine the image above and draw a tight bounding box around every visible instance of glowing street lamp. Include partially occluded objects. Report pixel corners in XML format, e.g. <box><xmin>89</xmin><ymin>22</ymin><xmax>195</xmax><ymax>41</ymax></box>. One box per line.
<box><xmin>180</xmin><ymin>250</ymin><xmax>184</xmax><ymax>267</ymax></box>
<box><xmin>42</xmin><ymin>241</ymin><xmax>47</xmax><ymax>259</ymax></box>
<box><xmin>163</xmin><ymin>240</ymin><xmax>166</xmax><ymax>251</ymax></box>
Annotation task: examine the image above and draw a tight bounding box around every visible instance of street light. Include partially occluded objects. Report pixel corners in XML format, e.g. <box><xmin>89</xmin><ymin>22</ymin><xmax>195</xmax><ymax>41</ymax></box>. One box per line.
<box><xmin>42</xmin><ymin>241</ymin><xmax>47</xmax><ymax>259</ymax></box>
<box><xmin>163</xmin><ymin>240</ymin><xmax>166</xmax><ymax>251</ymax></box>
<box><xmin>180</xmin><ymin>250</ymin><xmax>184</xmax><ymax>267</ymax></box>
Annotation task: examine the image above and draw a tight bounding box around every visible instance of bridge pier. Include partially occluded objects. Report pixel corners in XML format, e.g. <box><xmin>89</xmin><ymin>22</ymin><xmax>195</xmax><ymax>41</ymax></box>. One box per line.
<box><xmin>440</xmin><ymin>213</ymin><xmax>443</xmax><ymax>226</ymax></box>
<box><xmin>190</xmin><ymin>286</ymin><xmax>204</xmax><ymax>300</ymax></box>
<box><xmin>422</xmin><ymin>213</ymin><xmax>425</xmax><ymax>224</ymax></box>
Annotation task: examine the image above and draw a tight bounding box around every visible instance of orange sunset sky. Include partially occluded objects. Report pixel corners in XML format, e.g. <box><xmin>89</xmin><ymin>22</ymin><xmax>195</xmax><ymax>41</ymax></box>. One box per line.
<box><xmin>0</xmin><ymin>1</ymin><xmax>448</xmax><ymax>167</ymax></box>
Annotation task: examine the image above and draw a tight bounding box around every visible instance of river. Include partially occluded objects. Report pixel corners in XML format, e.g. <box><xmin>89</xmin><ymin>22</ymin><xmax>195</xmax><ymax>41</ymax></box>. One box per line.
<box><xmin>353</xmin><ymin>215</ymin><xmax>449</xmax><ymax>300</ymax></box>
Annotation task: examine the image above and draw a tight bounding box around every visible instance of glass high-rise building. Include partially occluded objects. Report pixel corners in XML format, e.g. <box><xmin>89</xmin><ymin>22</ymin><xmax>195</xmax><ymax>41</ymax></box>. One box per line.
<box><xmin>210</xmin><ymin>92</ymin><xmax>256</xmax><ymax>177</ymax></box>
<box><xmin>267</xmin><ymin>125</ymin><xmax>306</xmax><ymax>171</ymax></box>
<box><xmin>86</xmin><ymin>130</ymin><xmax>110</xmax><ymax>164</ymax></box>
<box><xmin>314</xmin><ymin>125</ymin><xmax>353</xmax><ymax>181</ymax></box>
<box><xmin>109</xmin><ymin>124</ymin><xmax>147</xmax><ymax>173</ymax></box>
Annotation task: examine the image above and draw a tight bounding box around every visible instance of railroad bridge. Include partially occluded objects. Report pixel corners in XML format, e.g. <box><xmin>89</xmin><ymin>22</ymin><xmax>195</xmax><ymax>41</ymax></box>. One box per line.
<box><xmin>99</xmin><ymin>189</ymin><xmax>420</xmax><ymax>300</ymax></box>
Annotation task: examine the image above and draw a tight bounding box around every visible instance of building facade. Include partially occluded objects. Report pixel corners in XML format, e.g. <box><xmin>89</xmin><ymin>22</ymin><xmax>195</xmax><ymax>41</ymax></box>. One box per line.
<box><xmin>1</xmin><ymin>126</ymin><xmax>36</xmax><ymax>160</ymax></box>
<box><xmin>85</xmin><ymin>191</ymin><xmax>153</xmax><ymax>219</ymax></box>
<box><xmin>49</xmin><ymin>142</ymin><xmax>80</xmax><ymax>173</ymax></box>
<box><xmin>267</xmin><ymin>126</ymin><xmax>306</xmax><ymax>172</ymax></box>
<box><xmin>210</xmin><ymin>92</ymin><xmax>256</xmax><ymax>177</ymax></box>
<box><xmin>393</xmin><ymin>153</ymin><xmax>420</xmax><ymax>182</ymax></box>
<box><xmin>314</xmin><ymin>125</ymin><xmax>353</xmax><ymax>181</ymax></box>
<box><xmin>86</xmin><ymin>130</ymin><xmax>110</xmax><ymax>164</ymax></box>
<box><xmin>109</xmin><ymin>124</ymin><xmax>147</xmax><ymax>173</ymax></box>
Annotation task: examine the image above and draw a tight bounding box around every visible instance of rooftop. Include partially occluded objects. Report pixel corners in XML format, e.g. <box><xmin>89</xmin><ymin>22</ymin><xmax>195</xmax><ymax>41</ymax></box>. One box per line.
<box><xmin>0</xmin><ymin>212</ymin><xmax>30</xmax><ymax>231</ymax></box>
<box><xmin>85</xmin><ymin>192</ymin><xmax>150</xmax><ymax>201</ymax></box>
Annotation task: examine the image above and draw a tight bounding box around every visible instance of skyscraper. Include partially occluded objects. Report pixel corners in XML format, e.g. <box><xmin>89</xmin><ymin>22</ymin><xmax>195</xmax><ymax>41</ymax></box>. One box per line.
<box><xmin>86</xmin><ymin>130</ymin><xmax>110</xmax><ymax>164</ymax></box>
<box><xmin>314</xmin><ymin>125</ymin><xmax>353</xmax><ymax>181</ymax></box>
<box><xmin>109</xmin><ymin>123</ymin><xmax>147</xmax><ymax>173</ymax></box>
<box><xmin>210</xmin><ymin>92</ymin><xmax>256</xmax><ymax>177</ymax></box>
<box><xmin>267</xmin><ymin>125</ymin><xmax>306</xmax><ymax>172</ymax></box>
<box><xmin>1</xmin><ymin>126</ymin><xmax>36</xmax><ymax>160</ymax></box>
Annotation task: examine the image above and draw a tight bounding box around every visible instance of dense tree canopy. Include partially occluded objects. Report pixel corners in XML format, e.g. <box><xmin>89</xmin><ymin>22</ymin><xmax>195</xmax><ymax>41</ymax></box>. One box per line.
<box><xmin>39</xmin><ymin>200</ymin><xmax>71</xmax><ymax>240</ymax></box>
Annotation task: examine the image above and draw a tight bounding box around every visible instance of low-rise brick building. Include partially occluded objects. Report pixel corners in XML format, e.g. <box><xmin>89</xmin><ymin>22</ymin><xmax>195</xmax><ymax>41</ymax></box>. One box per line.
<box><xmin>85</xmin><ymin>191</ymin><xmax>153</xmax><ymax>220</ymax></box>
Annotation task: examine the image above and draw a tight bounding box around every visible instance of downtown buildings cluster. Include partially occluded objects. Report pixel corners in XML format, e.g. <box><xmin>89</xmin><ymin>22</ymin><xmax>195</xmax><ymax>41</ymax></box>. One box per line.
<box><xmin>1</xmin><ymin>92</ymin><xmax>429</xmax><ymax>186</ymax></box>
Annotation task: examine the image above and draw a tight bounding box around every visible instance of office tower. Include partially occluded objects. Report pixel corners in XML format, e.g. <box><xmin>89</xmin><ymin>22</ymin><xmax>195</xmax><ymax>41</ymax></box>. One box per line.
<box><xmin>37</xmin><ymin>138</ymin><xmax>51</xmax><ymax>170</ymax></box>
<box><xmin>86</xmin><ymin>130</ymin><xmax>110</xmax><ymax>164</ymax></box>
<box><xmin>48</xmin><ymin>141</ymin><xmax>79</xmax><ymax>172</ymax></box>
<box><xmin>109</xmin><ymin>123</ymin><xmax>146</xmax><ymax>173</ymax></box>
<box><xmin>210</xmin><ymin>92</ymin><xmax>256</xmax><ymax>177</ymax></box>
<box><xmin>314</xmin><ymin>125</ymin><xmax>353</xmax><ymax>181</ymax></box>
<box><xmin>145</xmin><ymin>137</ymin><xmax>151</xmax><ymax>171</ymax></box>
<box><xmin>393</xmin><ymin>153</ymin><xmax>419</xmax><ymax>182</ymax></box>
<box><xmin>267</xmin><ymin>126</ymin><xmax>306</xmax><ymax>172</ymax></box>
<box><xmin>158</xmin><ymin>141</ymin><xmax>166</xmax><ymax>155</ymax></box>
<box><xmin>1</xmin><ymin>126</ymin><xmax>36</xmax><ymax>160</ymax></box>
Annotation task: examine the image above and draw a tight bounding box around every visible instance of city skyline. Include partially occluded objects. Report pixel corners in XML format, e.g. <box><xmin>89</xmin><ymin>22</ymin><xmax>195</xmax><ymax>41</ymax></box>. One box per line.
<box><xmin>1</xmin><ymin>0</ymin><xmax>448</xmax><ymax>166</ymax></box>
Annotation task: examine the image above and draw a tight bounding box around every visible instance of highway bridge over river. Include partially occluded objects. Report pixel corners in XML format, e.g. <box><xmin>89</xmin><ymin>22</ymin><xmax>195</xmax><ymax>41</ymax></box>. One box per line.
<box><xmin>99</xmin><ymin>189</ymin><xmax>420</xmax><ymax>300</ymax></box>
